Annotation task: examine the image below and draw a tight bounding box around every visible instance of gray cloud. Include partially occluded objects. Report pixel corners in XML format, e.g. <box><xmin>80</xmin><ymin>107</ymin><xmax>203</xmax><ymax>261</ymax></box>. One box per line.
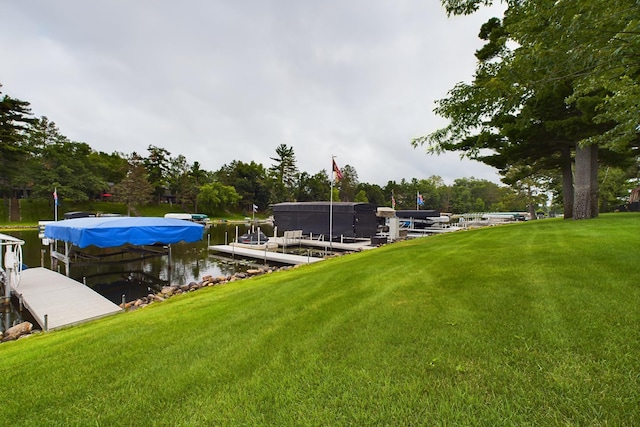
<box><xmin>1</xmin><ymin>0</ymin><xmax>504</xmax><ymax>186</ymax></box>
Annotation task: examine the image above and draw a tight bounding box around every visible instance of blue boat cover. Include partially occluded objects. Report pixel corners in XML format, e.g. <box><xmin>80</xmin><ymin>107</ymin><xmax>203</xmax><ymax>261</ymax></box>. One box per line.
<box><xmin>44</xmin><ymin>217</ymin><xmax>204</xmax><ymax>248</ymax></box>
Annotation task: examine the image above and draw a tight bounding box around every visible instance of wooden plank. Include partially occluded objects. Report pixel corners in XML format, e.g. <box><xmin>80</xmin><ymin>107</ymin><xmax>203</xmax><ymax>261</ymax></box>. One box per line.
<box><xmin>12</xmin><ymin>267</ymin><xmax>122</xmax><ymax>331</ymax></box>
<box><xmin>209</xmin><ymin>245</ymin><xmax>323</xmax><ymax>265</ymax></box>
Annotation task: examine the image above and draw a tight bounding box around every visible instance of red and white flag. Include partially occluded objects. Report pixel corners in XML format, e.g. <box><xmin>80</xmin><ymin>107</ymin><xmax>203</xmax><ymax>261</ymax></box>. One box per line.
<box><xmin>332</xmin><ymin>159</ymin><xmax>343</xmax><ymax>181</ymax></box>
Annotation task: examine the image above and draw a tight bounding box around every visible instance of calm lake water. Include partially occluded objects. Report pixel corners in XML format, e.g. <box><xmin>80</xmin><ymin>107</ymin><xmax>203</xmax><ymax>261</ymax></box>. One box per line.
<box><xmin>1</xmin><ymin>222</ymin><xmax>273</xmax><ymax>331</ymax></box>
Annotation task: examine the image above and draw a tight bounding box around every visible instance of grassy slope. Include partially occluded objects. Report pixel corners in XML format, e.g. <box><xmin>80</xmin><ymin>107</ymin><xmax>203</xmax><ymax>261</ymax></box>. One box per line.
<box><xmin>0</xmin><ymin>214</ymin><xmax>639</xmax><ymax>426</ymax></box>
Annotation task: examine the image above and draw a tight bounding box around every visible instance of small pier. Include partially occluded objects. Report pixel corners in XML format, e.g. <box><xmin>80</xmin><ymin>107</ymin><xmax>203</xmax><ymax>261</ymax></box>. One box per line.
<box><xmin>13</xmin><ymin>267</ymin><xmax>122</xmax><ymax>331</ymax></box>
<box><xmin>209</xmin><ymin>245</ymin><xmax>324</xmax><ymax>265</ymax></box>
<box><xmin>272</xmin><ymin>236</ymin><xmax>376</xmax><ymax>252</ymax></box>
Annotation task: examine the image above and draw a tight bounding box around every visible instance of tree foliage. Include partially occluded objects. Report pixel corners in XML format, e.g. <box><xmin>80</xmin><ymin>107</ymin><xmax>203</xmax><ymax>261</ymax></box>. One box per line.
<box><xmin>269</xmin><ymin>144</ymin><xmax>298</xmax><ymax>202</ymax></box>
<box><xmin>3</xmin><ymin>31</ymin><xmax>638</xmax><ymax>220</ymax></box>
<box><xmin>413</xmin><ymin>0</ymin><xmax>639</xmax><ymax>219</ymax></box>
<box><xmin>0</xmin><ymin>85</ymin><xmax>34</xmax><ymax>196</ymax></box>
<box><xmin>113</xmin><ymin>156</ymin><xmax>154</xmax><ymax>216</ymax></box>
<box><xmin>215</xmin><ymin>160</ymin><xmax>269</xmax><ymax>212</ymax></box>
<box><xmin>295</xmin><ymin>171</ymin><xmax>330</xmax><ymax>202</ymax></box>
<box><xmin>196</xmin><ymin>182</ymin><xmax>241</xmax><ymax>215</ymax></box>
<box><xmin>144</xmin><ymin>145</ymin><xmax>171</xmax><ymax>203</ymax></box>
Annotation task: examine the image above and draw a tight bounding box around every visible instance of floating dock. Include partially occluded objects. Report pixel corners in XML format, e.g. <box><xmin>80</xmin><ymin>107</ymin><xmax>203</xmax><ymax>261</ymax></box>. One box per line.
<box><xmin>272</xmin><ymin>237</ymin><xmax>376</xmax><ymax>252</ymax></box>
<box><xmin>209</xmin><ymin>245</ymin><xmax>324</xmax><ymax>265</ymax></box>
<box><xmin>12</xmin><ymin>267</ymin><xmax>122</xmax><ymax>331</ymax></box>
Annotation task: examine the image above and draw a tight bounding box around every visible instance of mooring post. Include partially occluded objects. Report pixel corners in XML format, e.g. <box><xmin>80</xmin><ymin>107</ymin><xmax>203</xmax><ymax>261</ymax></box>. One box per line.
<box><xmin>233</xmin><ymin>226</ymin><xmax>238</xmax><ymax>260</ymax></box>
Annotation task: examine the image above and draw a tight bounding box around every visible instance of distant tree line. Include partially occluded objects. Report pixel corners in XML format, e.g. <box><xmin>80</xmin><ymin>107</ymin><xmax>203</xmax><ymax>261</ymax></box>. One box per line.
<box><xmin>0</xmin><ymin>83</ymin><xmax>633</xmax><ymax>217</ymax></box>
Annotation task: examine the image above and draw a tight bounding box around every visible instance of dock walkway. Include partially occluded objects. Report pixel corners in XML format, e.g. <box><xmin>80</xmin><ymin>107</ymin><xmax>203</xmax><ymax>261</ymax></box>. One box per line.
<box><xmin>209</xmin><ymin>245</ymin><xmax>324</xmax><ymax>265</ymax></box>
<box><xmin>13</xmin><ymin>267</ymin><xmax>122</xmax><ymax>331</ymax></box>
<box><xmin>272</xmin><ymin>237</ymin><xmax>376</xmax><ymax>252</ymax></box>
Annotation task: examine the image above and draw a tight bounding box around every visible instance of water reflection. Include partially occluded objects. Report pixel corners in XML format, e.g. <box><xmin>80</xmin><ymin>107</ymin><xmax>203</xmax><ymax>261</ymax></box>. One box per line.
<box><xmin>6</xmin><ymin>222</ymin><xmax>273</xmax><ymax>306</ymax></box>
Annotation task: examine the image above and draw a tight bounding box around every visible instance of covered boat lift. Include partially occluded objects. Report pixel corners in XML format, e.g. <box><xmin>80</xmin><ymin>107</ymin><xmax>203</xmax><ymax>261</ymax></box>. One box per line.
<box><xmin>272</xmin><ymin>202</ymin><xmax>378</xmax><ymax>239</ymax></box>
<box><xmin>44</xmin><ymin>216</ymin><xmax>205</xmax><ymax>276</ymax></box>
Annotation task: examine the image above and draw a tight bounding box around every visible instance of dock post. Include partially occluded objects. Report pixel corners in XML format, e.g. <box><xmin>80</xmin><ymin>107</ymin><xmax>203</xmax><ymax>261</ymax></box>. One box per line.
<box><xmin>64</xmin><ymin>241</ymin><xmax>70</xmax><ymax>277</ymax></box>
<box><xmin>3</xmin><ymin>247</ymin><xmax>15</xmax><ymax>306</ymax></box>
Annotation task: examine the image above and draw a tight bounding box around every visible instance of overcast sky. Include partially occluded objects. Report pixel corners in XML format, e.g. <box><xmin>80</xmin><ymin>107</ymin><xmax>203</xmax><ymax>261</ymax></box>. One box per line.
<box><xmin>1</xmin><ymin>1</ymin><xmax>505</xmax><ymax>186</ymax></box>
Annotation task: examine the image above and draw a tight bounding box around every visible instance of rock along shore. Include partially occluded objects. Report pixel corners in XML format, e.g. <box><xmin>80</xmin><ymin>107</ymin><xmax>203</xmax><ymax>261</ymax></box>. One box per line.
<box><xmin>120</xmin><ymin>265</ymin><xmax>293</xmax><ymax>310</ymax></box>
<box><xmin>1</xmin><ymin>265</ymin><xmax>297</xmax><ymax>343</ymax></box>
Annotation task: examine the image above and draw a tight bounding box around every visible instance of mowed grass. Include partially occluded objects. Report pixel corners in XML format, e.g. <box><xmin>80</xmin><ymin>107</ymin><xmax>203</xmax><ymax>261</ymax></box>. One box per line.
<box><xmin>1</xmin><ymin>214</ymin><xmax>639</xmax><ymax>426</ymax></box>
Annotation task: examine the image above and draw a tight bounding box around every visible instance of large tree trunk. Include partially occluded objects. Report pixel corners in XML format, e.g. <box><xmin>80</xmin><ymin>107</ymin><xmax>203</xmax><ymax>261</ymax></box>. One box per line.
<box><xmin>561</xmin><ymin>146</ymin><xmax>574</xmax><ymax>219</ymax></box>
<box><xmin>527</xmin><ymin>184</ymin><xmax>537</xmax><ymax>220</ymax></box>
<box><xmin>590</xmin><ymin>144</ymin><xmax>599</xmax><ymax>216</ymax></box>
<box><xmin>573</xmin><ymin>144</ymin><xmax>599</xmax><ymax>220</ymax></box>
<box><xmin>9</xmin><ymin>197</ymin><xmax>21</xmax><ymax>222</ymax></box>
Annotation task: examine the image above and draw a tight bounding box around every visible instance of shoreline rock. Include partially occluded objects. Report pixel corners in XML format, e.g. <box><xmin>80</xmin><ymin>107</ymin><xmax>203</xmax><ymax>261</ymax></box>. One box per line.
<box><xmin>120</xmin><ymin>266</ymin><xmax>284</xmax><ymax>311</ymax></box>
<box><xmin>1</xmin><ymin>265</ymin><xmax>288</xmax><ymax>342</ymax></box>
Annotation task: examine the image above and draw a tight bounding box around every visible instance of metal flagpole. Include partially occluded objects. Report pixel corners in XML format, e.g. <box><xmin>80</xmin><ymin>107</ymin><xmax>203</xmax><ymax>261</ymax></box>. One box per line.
<box><xmin>330</xmin><ymin>155</ymin><xmax>334</xmax><ymax>252</ymax></box>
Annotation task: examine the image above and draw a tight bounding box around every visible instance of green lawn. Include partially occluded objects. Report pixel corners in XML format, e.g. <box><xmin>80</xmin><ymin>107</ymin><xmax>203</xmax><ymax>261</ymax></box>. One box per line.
<box><xmin>1</xmin><ymin>214</ymin><xmax>638</xmax><ymax>425</ymax></box>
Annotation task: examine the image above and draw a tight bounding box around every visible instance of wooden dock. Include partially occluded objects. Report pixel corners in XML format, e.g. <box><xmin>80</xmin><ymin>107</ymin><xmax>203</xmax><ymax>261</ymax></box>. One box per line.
<box><xmin>13</xmin><ymin>267</ymin><xmax>122</xmax><ymax>331</ymax></box>
<box><xmin>209</xmin><ymin>245</ymin><xmax>324</xmax><ymax>265</ymax></box>
<box><xmin>271</xmin><ymin>237</ymin><xmax>376</xmax><ymax>252</ymax></box>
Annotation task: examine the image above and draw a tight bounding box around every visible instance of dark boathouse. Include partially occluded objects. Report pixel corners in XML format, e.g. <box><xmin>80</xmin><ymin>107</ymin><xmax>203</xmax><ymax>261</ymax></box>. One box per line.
<box><xmin>272</xmin><ymin>202</ymin><xmax>378</xmax><ymax>239</ymax></box>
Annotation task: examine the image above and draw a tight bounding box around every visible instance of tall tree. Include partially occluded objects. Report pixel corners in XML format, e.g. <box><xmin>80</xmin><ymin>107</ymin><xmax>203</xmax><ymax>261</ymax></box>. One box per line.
<box><xmin>113</xmin><ymin>156</ymin><xmax>154</xmax><ymax>216</ymax></box>
<box><xmin>21</xmin><ymin>118</ymin><xmax>106</xmax><ymax>201</ymax></box>
<box><xmin>269</xmin><ymin>144</ymin><xmax>298</xmax><ymax>202</ymax></box>
<box><xmin>166</xmin><ymin>154</ymin><xmax>191</xmax><ymax>208</ymax></box>
<box><xmin>144</xmin><ymin>145</ymin><xmax>171</xmax><ymax>204</ymax></box>
<box><xmin>215</xmin><ymin>160</ymin><xmax>269</xmax><ymax>211</ymax></box>
<box><xmin>414</xmin><ymin>0</ymin><xmax>639</xmax><ymax>220</ymax></box>
<box><xmin>356</xmin><ymin>183</ymin><xmax>386</xmax><ymax>206</ymax></box>
<box><xmin>0</xmin><ymin>85</ymin><xmax>34</xmax><ymax>197</ymax></box>
<box><xmin>337</xmin><ymin>164</ymin><xmax>359</xmax><ymax>202</ymax></box>
<box><xmin>295</xmin><ymin>170</ymin><xmax>330</xmax><ymax>202</ymax></box>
